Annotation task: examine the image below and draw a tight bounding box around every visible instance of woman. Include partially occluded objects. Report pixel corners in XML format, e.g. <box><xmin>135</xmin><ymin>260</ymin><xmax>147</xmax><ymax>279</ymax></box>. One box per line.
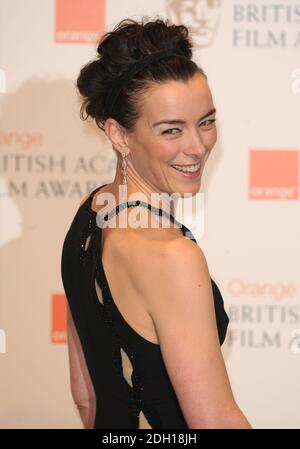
<box><xmin>61</xmin><ymin>17</ymin><xmax>252</xmax><ymax>429</ymax></box>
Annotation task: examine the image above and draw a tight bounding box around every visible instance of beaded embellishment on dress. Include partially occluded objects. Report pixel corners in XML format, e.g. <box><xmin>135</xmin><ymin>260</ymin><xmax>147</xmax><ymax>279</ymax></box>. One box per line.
<box><xmin>78</xmin><ymin>210</ymin><xmax>95</xmax><ymax>267</ymax></box>
<box><xmin>95</xmin><ymin>257</ymin><xmax>159</xmax><ymax>428</ymax></box>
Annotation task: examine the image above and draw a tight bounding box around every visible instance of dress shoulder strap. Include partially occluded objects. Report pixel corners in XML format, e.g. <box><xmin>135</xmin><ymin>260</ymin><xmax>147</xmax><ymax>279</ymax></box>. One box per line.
<box><xmin>101</xmin><ymin>198</ymin><xmax>197</xmax><ymax>242</ymax></box>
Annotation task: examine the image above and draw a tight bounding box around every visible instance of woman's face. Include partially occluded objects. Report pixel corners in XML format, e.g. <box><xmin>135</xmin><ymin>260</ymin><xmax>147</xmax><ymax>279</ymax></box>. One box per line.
<box><xmin>125</xmin><ymin>71</ymin><xmax>217</xmax><ymax>196</ymax></box>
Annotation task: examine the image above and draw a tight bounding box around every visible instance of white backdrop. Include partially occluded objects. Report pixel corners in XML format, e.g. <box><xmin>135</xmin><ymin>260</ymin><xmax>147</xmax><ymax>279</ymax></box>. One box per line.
<box><xmin>0</xmin><ymin>0</ymin><xmax>299</xmax><ymax>428</ymax></box>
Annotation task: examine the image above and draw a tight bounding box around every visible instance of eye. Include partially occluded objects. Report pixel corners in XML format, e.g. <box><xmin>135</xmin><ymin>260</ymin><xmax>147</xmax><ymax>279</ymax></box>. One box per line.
<box><xmin>162</xmin><ymin>128</ymin><xmax>181</xmax><ymax>135</ymax></box>
<box><xmin>161</xmin><ymin>118</ymin><xmax>216</xmax><ymax>135</ymax></box>
<box><xmin>200</xmin><ymin>118</ymin><xmax>216</xmax><ymax>127</ymax></box>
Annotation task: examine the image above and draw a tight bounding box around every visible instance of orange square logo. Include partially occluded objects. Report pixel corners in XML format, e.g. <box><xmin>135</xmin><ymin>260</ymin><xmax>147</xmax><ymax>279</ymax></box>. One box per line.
<box><xmin>51</xmin><ymin>294</ymin><xmax>67</xmax><ymax>343</ymax></box>
<box><xmin>55</xmin><ymin>0</ymin><xmax>105</xmax><ymax>43</ymax></box>
<box><xmin>249</xmin><ymin>149</ymin><xmax>299</xmax><ymax>200</ymax></box>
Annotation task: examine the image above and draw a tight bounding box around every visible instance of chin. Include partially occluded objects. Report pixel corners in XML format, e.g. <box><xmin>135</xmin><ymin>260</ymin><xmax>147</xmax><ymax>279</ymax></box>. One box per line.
<box><xmin>174</xmin><ymin>182</ymin><xmax>201</xmax><ymax>198</ymax></box>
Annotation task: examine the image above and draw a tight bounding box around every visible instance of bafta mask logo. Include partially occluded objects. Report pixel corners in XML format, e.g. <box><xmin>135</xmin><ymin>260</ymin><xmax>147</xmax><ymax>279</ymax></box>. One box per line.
<box><xmin>166</xmin><ymin>0</ymin><xmax>222</xmax><ymax>48</ymax></box>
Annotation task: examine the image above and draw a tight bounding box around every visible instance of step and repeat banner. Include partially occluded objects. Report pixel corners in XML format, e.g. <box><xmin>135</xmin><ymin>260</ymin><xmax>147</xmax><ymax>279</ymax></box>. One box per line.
<box><xmin>0</xmin><ymin>0</ymin><xmax>299</xmax><ymax>428</ymax></box>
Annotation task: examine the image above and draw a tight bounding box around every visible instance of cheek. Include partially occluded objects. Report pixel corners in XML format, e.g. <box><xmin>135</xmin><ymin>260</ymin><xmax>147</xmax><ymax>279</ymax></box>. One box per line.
<box><xmin>150</xmin><ymin>141</ymin><xmax>179</xmax><ymax>163</ymax></box>
<box><xmin>205</xmin><ymin>128</ymin><xmax>217</xmax><ymax>148</ymax></box>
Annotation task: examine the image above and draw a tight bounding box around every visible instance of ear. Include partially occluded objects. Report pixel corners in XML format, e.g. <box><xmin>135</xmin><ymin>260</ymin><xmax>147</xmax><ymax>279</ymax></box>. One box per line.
<box><xmin>104</xmin><ymin>118</ymin><xmax>130</xmax><ymax>158</ymax></box>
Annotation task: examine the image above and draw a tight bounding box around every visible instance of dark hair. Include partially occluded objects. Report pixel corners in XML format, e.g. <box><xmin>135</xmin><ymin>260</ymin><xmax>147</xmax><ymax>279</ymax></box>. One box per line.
<box><xmin>76</xmin><ymin>16</ymin><xmax>206</xmax><ymax>133</ymax></box>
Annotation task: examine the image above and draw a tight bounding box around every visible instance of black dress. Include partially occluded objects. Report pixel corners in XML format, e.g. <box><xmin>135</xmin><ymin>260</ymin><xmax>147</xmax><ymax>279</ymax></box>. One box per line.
<box><xmin>61</xmin><ymin>184</ymin><xmax>230</xmax><ymax>429</ymax></box>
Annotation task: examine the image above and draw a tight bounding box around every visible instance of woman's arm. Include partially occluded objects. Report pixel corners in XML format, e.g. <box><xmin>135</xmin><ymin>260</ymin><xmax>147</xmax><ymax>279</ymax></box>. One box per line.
<box><xmin>66</xmin><ymin>304</ymin><xmax>97</xmax><ymax>428</ymax></box>
<box><xmin>131</xmin><ymin>236</ymin><xmax>252</xmax><ymax>429</ymax></box>
<box><xmin>65</xmin><ymin>193</ymin><xmax>98</xmax><ymax>429</ymax></box>
<box><xmin>77</xmin><ymin>403</ymin><xmax>97</xmax><ymax>429</ymax></box>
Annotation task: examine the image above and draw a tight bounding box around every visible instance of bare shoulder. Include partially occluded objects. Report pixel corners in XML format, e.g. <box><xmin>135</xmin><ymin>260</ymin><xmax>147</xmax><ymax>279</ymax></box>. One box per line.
<box><xmin>134</xmin><ymin>234</ymin><xmax>210</xmax><ymax>309</ymax></box>
<box><xmin>139</xmin><ymin>233</ymin><xmax>207</xmax><ymax>282</ymax></box>
<box><xmin>101</xmin><ymin>204</ymin><xmax>186</xmax><ymax>253</ymax></box>
<box><xmin>116</xmin><ymin>231</ymin><xmax>241</xmax><ymax>428</ymax></box>
<box><xmin>106</xmin><ymin>220</ymin><xmax>207</xmax><ymax>301</ymax></box>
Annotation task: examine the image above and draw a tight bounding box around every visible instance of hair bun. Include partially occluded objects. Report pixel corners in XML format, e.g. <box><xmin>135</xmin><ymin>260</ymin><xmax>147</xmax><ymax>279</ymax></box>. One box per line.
<box><xmin>174</xmin><ymin>37</ymin><xmax>191</xmax><ymax>56</ymax></box>
<box><xmin>77</xmin><ymin>17</ymin><xmax>203</xmax><ymax>133</ymax></box>
<box><xmin>132</xmin><ymin>48</ymin><xmax>142</xmax><ymax>60</ymax></box>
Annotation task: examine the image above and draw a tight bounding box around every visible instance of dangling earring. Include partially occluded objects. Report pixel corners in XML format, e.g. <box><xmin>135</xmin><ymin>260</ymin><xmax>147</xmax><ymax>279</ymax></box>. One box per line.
<box><xmin>120</xmin><ymin>152</ymin><xmax>128</xmax><ymax>204</ymax></box>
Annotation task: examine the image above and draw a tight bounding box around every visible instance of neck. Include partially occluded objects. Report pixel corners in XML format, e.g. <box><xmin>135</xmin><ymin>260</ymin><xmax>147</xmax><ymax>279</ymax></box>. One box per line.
<box><xmin>111</xmin><ymin>154</ymin><xmax>178</xmax><ymax>217</ymax></box>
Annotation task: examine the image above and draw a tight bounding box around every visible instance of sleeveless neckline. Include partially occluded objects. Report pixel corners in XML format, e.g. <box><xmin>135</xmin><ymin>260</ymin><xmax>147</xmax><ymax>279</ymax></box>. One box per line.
<box><xmin>84</xmin><ymin>183</ymin><xmax>197</xmax><ymax>242</ymax></box>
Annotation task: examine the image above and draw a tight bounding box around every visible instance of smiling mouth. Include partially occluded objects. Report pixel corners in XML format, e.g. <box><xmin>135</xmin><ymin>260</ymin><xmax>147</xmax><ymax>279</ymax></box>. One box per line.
<box><xmin>170</xmin><ymin>162</ymin><xmax>201</xmax><ymax>173</ymax></box>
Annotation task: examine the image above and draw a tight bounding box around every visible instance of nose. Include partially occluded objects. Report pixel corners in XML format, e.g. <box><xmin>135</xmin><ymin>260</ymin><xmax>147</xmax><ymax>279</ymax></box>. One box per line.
<box><xmin>183</xmin><ymin>129</ymin><xmax>208</xmax><ymax>159</ymax></box>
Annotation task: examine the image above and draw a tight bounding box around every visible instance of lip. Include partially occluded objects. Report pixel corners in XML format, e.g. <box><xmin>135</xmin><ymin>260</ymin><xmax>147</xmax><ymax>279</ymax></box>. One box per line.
<box><xmin>170</xmin><ymin>163</ymin><xmax>201</xmax><ymax>179</ymax></box>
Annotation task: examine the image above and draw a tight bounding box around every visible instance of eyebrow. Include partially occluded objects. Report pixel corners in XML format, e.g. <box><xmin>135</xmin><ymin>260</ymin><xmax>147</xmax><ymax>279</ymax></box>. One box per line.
<box><xmin>152</xmin><ymin>108</ymin><xmax>216</xmax><ymax>127</ymax></box>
